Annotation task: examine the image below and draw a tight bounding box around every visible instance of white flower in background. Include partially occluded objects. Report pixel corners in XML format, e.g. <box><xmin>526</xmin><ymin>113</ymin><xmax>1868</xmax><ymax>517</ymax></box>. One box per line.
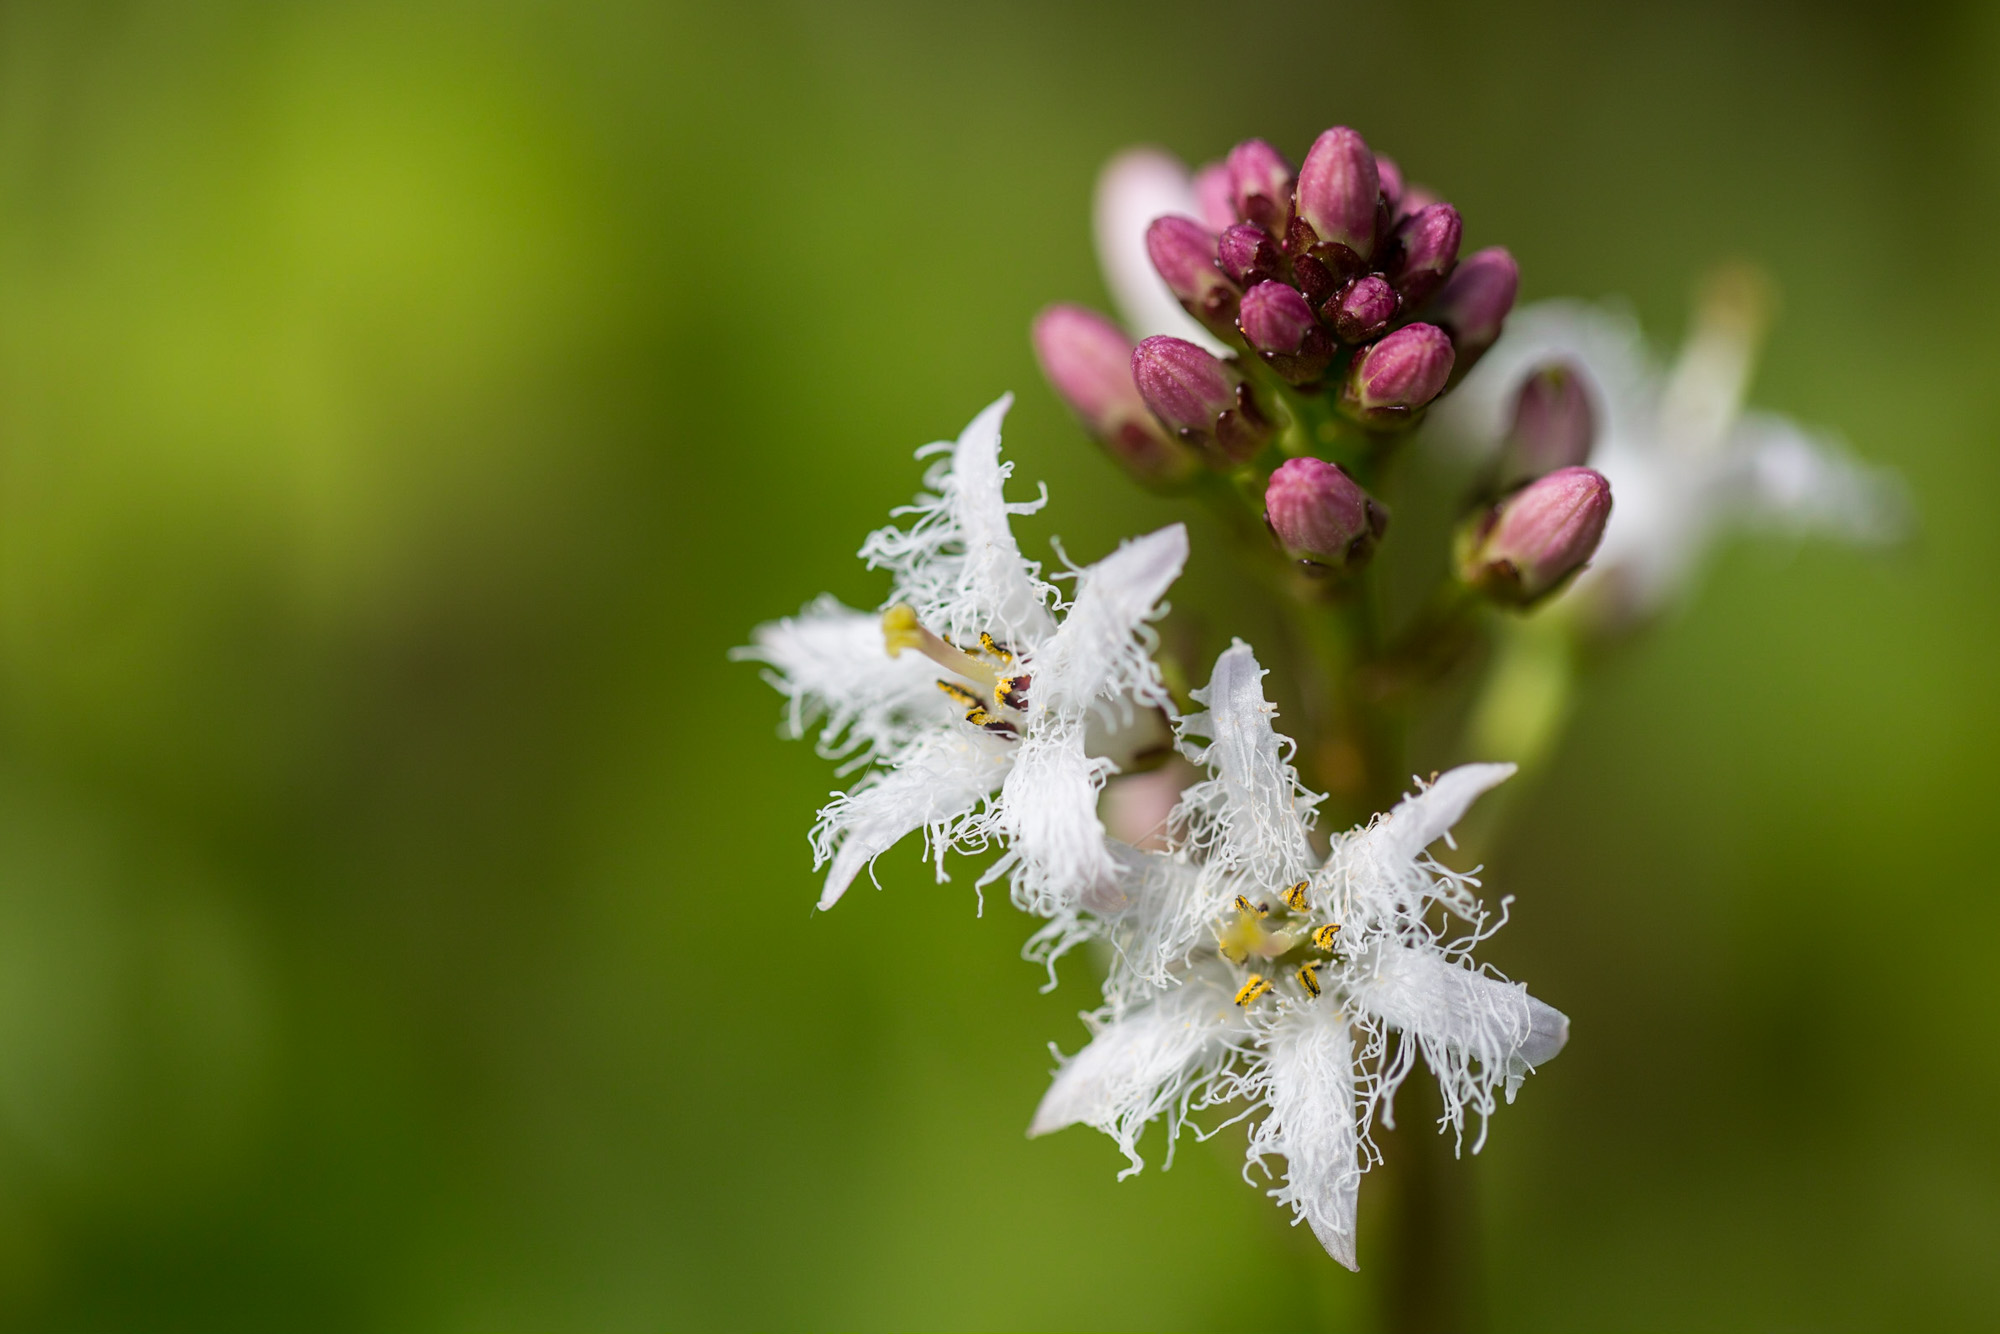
<box><xmin>1030</xmin><ymin>641</ymin><xmax>1567</xmax><ymax>1270</ymax></box>
<box><xmin>739</xmin><ymin>394</ymin><xmax>1187</xmax><ymax>915</ymax></box>
<box><xmin>1092</xmin><ymin>148</ymin><xmax>1231</xmax><ymax>355</ymax></box>
<box><xmin>1427</xmin><ymin>275</ymin><xmax>1905</xmax><ymax>625</ymax></box>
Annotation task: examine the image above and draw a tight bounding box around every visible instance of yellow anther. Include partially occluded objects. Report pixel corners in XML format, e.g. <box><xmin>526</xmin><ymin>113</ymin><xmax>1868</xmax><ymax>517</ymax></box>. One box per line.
<box><xmin>1297</xmin><ymin>961</ymin><xmax>1322</xmax><ymax>999</ymax></box>
<box><xmin>995</xmin><ymin>674</ymin><xmax>1030</xmax><ymax>711</ymax></box>
<box><xmin>1311</xmin><ymin>923</ymin><xmax>1342</xmax><ymax>952</ymax></box>
<box><xmin>1281</xmin><ymin>881</ymin><xmax>1310</xmax><ymax>913</ymax></box>
<box><xmin>978</xmin><ymin>632</ymin><xmax>1013</xmax><ymax>664</ymax></box>
<box><xmin>1233</xmin><ymin>894</ymin><xmax>1268</xmax><ymax>919</ymax></box>
<box><xmin>1233</xmin><ymin>974</ymin><xmax>1273</xmax><ymax>1006</ymax></box>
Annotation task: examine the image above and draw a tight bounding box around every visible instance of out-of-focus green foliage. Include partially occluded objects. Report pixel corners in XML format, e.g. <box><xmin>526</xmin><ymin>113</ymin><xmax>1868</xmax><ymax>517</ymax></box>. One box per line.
<box><xmin>0</xmin><ymin>1</ymin><xmax>1992</xmax><ymax>1328</ymax></box>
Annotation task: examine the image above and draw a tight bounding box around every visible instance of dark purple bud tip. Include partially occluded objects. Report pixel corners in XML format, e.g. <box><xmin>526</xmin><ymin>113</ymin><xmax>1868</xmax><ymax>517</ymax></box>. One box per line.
<box><xmin>1238</xmin><ymin>281</ymin><xmax>1334</xmax><ymax>385</ymax></box>
<box><xmin>1339</xmin><ymin>323</ymin><xmax>1455</xmax><ymax>427</ymax></box>
<box><xmin>1033</xmin><ymin>304</ymin><xmax>1198</xmax><ymax>485</ymax></box>
<box><xmin>1500</xmin><ymin>361</ymin><xmax>1596</xmax><ymax>483</ymax></box>
<box><xmin>1145</xmin><ymin>215</ymin><xmax>1241</xmax><ymax>337</ymax></box>
<box><xmin>1430</xmin><ymin>247</ymin><xmax>1519</xmax><ymax>366</ymax></box>
<box><xmin>1218</xmin><ymin>223</ymin><xmax>1287</xmax><ymax>289</ymax></box>
<box><xmin>1226</xmin><ymin>138</ymin><xmax>1295</xmax><ymax>235</ymax></box>
<box><xmin>1132</xmin><ymin>336</ymin><xmax>1275</xmax><ymax>465</ymax></box>
<box><xmin>1192</xmin><ymin>161</ymin><xmax>1236</xmax><ymax>231</ymax></box>
<box><xmin>1295</xmin><ymin>127</ymin><xmax>1379</xmax><ymax>267</ymax></box>
<box><xmin>1458</xmin><ymin>466</ymin><xmax>1613</xmax><ymax>606</ymax></box>
<box><xmin>1327</xmin><ymin>274</ymin><xmax>1400</xmax><ymax>343</ymax></box>
<box><xmin>1390</xmin><ymin>202</ymin><xmax>1462</xmax><ymax>307</ymax></box>
<box><xmin>1265</xmin><ymin>456</ymin><xmax>1389</xmax><ymax>571</ymax></box>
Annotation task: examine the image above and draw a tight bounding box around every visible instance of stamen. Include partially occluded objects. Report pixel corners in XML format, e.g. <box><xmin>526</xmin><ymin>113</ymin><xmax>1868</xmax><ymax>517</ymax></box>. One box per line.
<box><xmin>937</xmin><ymin>680</ymin><xmax>1019</xmax><ymax>739</ymax></box>
<box><xmin>1311</xmin><ymin>923</ymin><xmax>1341</xmax><ymax>951</ymax></box>
<box><xmin>1297</xmin><ymin>961</ymin><xmax>1322</xmax><ymax>999</ymax></box>
<box><xmin>1280</xmin><ymin>881</ymin><xmax>1310</xmax><ymax>913</ymax></box>
<box><xmin>882</xmin><ymin>604</ymin><xmax>999</xmax><ymax>691</ymax></box>
<box><xmin>995</xmin><ymin>674</ymin><xmax>1031</xmax><ymax>711</ymax></box>
<box><xmin>1233</xmin><ymin>974</ymin><xmax>1273</xmax><ymax>1006</ymax></box>
<box><xmin>1233</xmin><ymin>894</ymin><xmax>1269</xmax><ymax>918</ymax></box>
<box><xmin>978</xmin><ymin>632</ymin><xmax>1014</xmax><ymax>664</ymax></box>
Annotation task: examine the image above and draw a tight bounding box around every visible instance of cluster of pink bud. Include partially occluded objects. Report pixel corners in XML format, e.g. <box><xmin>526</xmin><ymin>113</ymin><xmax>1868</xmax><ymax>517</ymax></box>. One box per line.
<box><xmin>1155</xmin><ymin>126</ymin><xmax>1518</xmax><ymax>424</ymax></box>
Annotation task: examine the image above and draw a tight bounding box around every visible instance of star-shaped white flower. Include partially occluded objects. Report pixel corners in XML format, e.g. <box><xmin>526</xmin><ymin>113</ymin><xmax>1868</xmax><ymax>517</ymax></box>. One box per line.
<box><xmin>740</xmin><ymin>395</ymin><xmax>1188</xmax><ymax>916</ymax></box>
<box><xmin>1030</xmin><ymin>641</ymin><xmax>1567</xmax><ymax>1269</ymax></box>
<box><xmin>1427</xmin><ymin>291</ymin><xmax>1904</xmax><ymax>625</ymax></box>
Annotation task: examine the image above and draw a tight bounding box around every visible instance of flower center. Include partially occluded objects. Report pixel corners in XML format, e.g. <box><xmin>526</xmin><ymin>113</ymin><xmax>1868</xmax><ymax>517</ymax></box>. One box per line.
<box><xmin>882</xmin><ymin>604</ymin><xmax>1032</xmax><ymax>739</ymax></box>
<box><xmin>1217</xmin><ymin>881</ymin><xmax>1345</xmax><ymax>1005</ymax></box>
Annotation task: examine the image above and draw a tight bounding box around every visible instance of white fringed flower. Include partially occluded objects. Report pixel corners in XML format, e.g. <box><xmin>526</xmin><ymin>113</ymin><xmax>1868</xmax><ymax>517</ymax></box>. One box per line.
<box><xmin>740</xmin><ymin>394</ymin><xmax>1187</xmax><ymax>914</ymax></box>
<box><xmin>1427</xmin><ymin>291</ymin><xmax>1904</xmax><ymax>624</ymax></box>
<box><xmin>1092</xmin><ymin>148</ymin><xmax>1231</xmax><ymax>356</ymax></box>
<box><xmin>1030</xmin><ymin>640</ymin><xmax>1567</xmax><ymax>1270</ymax></box>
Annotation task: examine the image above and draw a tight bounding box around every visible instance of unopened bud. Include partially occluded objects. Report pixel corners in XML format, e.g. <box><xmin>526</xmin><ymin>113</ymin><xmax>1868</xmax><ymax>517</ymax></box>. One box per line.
<box><xmin>1327</xmin><ymin>274</ymin><xmax>1399</xmax><ymax>344</ymax></box>
<box><xmin>1293</xmin><ymin>127</ymin><xmax>1379</xmax><ymax>277</ymax></box>
<box><xmin>1033</xmin><ymin>304</ymin><xmax>1199</xmax><ymax>485</ymax></box>
<box><xmin>1238</xmin><ymin>281</ymin><xmax>1335</xmax><ymax>386</ymax></box>
<box><xmin>1429</xmin><ymin>247</ymin><xmax>1518</xmax><ymax>365</ymax></box>
<box><xmin>1192</xmin><ymin>161</ymin><xmax>1236</xmax><ymax>231</ymax></box>
<box><xmin>1132</xmin><ymin>336</ymin><xmax>1274</xmax><ymax>465</ymax></box>
<box><xmin>1264</xmin><ymin>456</ymin><xmax>1388</xmax><ymax>571</ymax></box>
<box><xmin>1374</xmin><ymin>154</ymin><xmax>1404</xmax><ymax>213</ymax></box>
<box><xmin>1499</xmin><ymin>361</ymin><xmax>1595</xmax><ymax>484</ymax></box>
<box><xmin>1218</xmin><ymin>223</ymin><xmax>1286</xmax><ymax>288</ymax></box>
<box><xmin>1390</xmin><ymin>202</ymin><xmax>1462</xmax><ymax>307</ymax></box>
<box><xmin>1225</xmin><ymin>138</ymin><xmax>1295</xmax><ymax>235</ymax></box>
<box><xmin>1395</xmin><ymin>182</ymin><xmax>1440</xmax><ymax>222</ymax></box>
<box><xmin>1339</xmin><ymin>323</ymin><xmax>1455</xmax><ymax>426</ymax></box>
<box><xmin>1458</xmin><ymin>466</ymin><xmax>1612</xmax><ymax>605</ymax></box>
<box><xmin>1145</xmin><ymin>215</ymin><xmax>1240</xmax><ymax>339</ymax></box>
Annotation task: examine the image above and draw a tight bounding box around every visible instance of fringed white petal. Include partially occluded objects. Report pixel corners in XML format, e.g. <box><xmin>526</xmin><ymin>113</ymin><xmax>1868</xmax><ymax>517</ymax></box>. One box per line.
<box><xmin>1091</xmin><ymin>148</ymin><xmax>1230</xmax><ymax>354</ymax></box>
<box><xmin>1029</xmin><ymin>524</ymin><xmax>1187</xmax><ymax>714</ymax></box>
<box><xmin>1346</xmin><ymin>944</ymin><xmax>1567</xmax><ymax>1148</ymax></box>
<box><xmin>809</xmin><ymin>730</ymin><xmax>1011</xmax><ymax>910</ymax></box>
<box><xmin>1173</xmin><ymin>641</ymin><xmax>1321</xmax><ymax>899</ymax></box>
<box><xmin>859</xmin><ymin>394</ymin><xmax>1057</xmax><ymax>649</ymax></box>
<box><xmin>1728</xmin><ymin>411</ymin><xmax>1909</xmax><ymax>546</ymax></box>
<box><xmin>735</xmin><ymin>595</ymin><xmax>955</xmax><ymax>768</ymax></box>
<box><xmin>1028</xmin><ymin>977</ymin><xmax>1241</xmax><ymax>1177</ymax></box>
<box><xmin>1367</xmin><ymin>763</ymin><xmax>1516</xmax><ymax>869</ymax></box>
<box><xmin>1253</xmin><ymin>1004</ymin><xmax>1365</xmax><ymax>1270</ymax></box>
<box><xmin>986</xmin><ymin>719</ymin><xmax>1117</xmax><ymax>919</ymax></box>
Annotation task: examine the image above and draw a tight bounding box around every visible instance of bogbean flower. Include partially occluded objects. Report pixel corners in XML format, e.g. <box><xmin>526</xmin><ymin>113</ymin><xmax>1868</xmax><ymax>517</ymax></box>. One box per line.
<box><xmin>1427</xmin><ymin>280</ymin><xmax>1905</xmax><ymax>626</ymax></box>
<box><xmin>740</xmin><ymin>395</ymin><xmax>1188</xmax><ymax>917</ymax></box>
<box><xmin>1030</xmin><ymin>641</ymin><xmax>1568</xmax><ymax>1269</ymax></box>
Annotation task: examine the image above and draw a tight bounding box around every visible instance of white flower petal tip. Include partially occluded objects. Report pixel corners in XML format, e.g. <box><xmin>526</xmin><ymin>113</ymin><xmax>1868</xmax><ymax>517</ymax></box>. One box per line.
<box><xmin>1092</xmin><ymin>148</ymin><xmax>1230</xmax><ymax>354</ymax></box>
<box><xmin>1373</xmin><ymin>761</ymin><xmax>1516</xmax><ymax>866</ymax></box>
<box><xmin>1258</xmin><ymin>1005</ymin><xmax>1363</xmax><ymax>1271</ymax></box>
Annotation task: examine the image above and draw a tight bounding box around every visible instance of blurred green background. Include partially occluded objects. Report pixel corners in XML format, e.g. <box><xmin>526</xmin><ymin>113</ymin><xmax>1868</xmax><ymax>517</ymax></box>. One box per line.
<box><xmin>0</xmin><ymin>0</ymin><xmax>1993</xmax><ymax>1328</ymax></box>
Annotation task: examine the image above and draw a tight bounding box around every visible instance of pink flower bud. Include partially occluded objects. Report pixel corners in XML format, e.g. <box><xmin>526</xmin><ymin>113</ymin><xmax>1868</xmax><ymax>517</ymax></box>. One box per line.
<box><xmin>1264</xmin><ymin>456</ymin><xmax>1389</xmax><ymax>571</ymax></box>
<box><xmin>1374</xmin><ymin>154</ymin><xmax>1404</xmax><ymax>214</ymax></box>
<box><xmin>1225</xmin><ymin>138</ymin><xmax>1295</xmax><ymax>235</ymax></box>
<box><xmin>1218</xmin><ymin>223</ymin><xmax>1286</xmax><ymax>289</ymax></box>
<box><xmin>1192</xmin><ymin>161</ymin><xmax>1237</xmax><ymax>231</ymax></box>
<box><xmin>1390</xmin><ymin>202</ymin><xmax>1462</xmax><ymax>307</ymax></box>
<box><xmin>1132</xmin><ymin>336</ymin><xmax>1274</xmax><ymax>465</ymax></box>
<box><xmin>1145</xmin><ymin>215</ymin><xmax>1241</xmax><ymax>338</ymax></box>
<box><xmin>1458</xmin><ymin>466</ymin><xmax>1613</xmax><ymax>605</ymax></box>
<box><xmin>1500</xmin><ymin>361</ymin><xmax>1595</xmax><ymax>484</ymax></box>
<box><xmin>1430</xmin><ymin>247</ymin><xmax>1519</xmax><ymax>364</ymax></box>
<box><xmin>1340</xmin><ymin>323</ymin><xmax>1455</xmax><ymax>426</ymax></box>
<box><xmin>1327</xmin><ymin>274</ymin><xmax>1400</xmax><ymax>344</ymax></box>
<box><xmin>1238</xmin><ymin>282</ymin><xmax>1334</xmax><ymax>385</ymax></box>
<box><xmin>1033</xmin><ymin>305</ymin><xmax>1199</xmax><ymax>485</ymax></box>
<box><xmin>1293</xmin><ymin>127</ymin><xmax>1379</xmax><ymax>269</ymax></box>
